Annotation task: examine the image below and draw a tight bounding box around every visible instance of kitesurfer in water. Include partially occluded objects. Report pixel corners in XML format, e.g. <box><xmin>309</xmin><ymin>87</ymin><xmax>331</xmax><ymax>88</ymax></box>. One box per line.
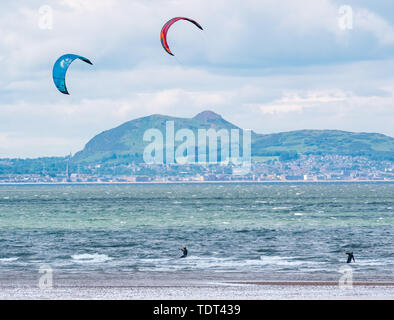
<box><xmin>345</xmin><ymin>252</ymin><xmax>355</xmax><ymax>263</ymax></box>
<box><xmin>180</xmin><ymin>246</ymin><xmax>188</xmax><ymax>258</ymax></box>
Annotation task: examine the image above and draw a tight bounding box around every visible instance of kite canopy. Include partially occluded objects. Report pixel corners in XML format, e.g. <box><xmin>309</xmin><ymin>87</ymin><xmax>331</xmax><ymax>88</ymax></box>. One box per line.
<box><xmin>52</xmin><ymin>54</ymin><xmax>93</xmax><ymax>95</ymax></box>
<box><xmin>160</xmin><ymin>17</ymin><xmax>203</xmax><ymax>56</ymax></box>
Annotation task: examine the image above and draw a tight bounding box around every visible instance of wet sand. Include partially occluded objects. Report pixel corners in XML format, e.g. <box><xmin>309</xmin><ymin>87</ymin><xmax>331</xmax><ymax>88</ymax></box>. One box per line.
<box><xmin>1</xmin><ymin>274</ymin><xmax>393</xmax><ymax>300</ymax></box>
<box><xmin>1</xmin><ymin>284</ymin><xmax>393</xmax><ymax>300</ymax></box>
<box><xmin>231</xmin><ymin>281</ymin><xmax>394</xmax><ymax>286</ymax></box>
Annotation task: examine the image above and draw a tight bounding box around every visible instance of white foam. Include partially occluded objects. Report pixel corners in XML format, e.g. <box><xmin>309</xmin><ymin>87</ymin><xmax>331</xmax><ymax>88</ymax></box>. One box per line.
<box><xmin>259</xmin><ymin>255</ymin><xmax>319</xmax><ymax>267</ymax></box>
<box><xmin>0</xmin><ymin>257</ymin><xmax>19</xmax><ymax>262</ymax></box>
<box><xmin>356</xmin><ymin>259</ymin><xmax>393</xmax><ymax>267</ymax></box>
<box><xmin>138</xmin><ymin>255</ymin><xmax>322</xmax><ymax>272</ymax></box>
<box><xmin>71</xmin><ymin>253</ymin><xmax>112</xmax><ymax>263</ymax></box>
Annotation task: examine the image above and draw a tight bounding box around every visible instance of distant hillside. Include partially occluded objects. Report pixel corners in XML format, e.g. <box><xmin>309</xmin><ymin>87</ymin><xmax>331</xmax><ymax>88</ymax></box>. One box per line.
<box><xmin>72</xmin><ymin>111</ymin><xmax>242</xmax><ymax>163</ymax></box>
<box><xmin>71</xmin><ymin>110</ymin><xmax>394</xmax><ymax>164</ymax></box>
<box><xmin>253</xmin><ymin>130</ymin><xmax>394</xmax><ymax>160</ymax></box>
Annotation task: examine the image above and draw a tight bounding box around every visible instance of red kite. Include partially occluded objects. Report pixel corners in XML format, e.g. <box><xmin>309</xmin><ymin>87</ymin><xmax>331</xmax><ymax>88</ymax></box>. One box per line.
<box><xmin>160</xmin><ymin>17</ymin><xmax>203</xmax><ymax>56</ymax></box>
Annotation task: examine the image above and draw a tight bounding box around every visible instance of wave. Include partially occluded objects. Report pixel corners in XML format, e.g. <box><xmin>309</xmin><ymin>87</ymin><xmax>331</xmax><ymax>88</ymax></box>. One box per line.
<box><xmin>354</xmin><ymin>259</ymin><xmax>394</xmax><ymax>267</ymax></box>
<box><xmin>137</xmin><ymin>255</ymin><xmax>323</xmax><ymax>272</ymax></box>
<box><xmin>0</xmin><ymin>257</ymin><xmax>19</xmax><ymax>262</ymax></box>
<box><xmin>259</xmin><ymin>255</ymin><xmax>320</xmax><ymax>267</ymax></box>
<box><xmin>71</xmin><ymin>253</ymin><xmax>112</xmax><ymax>263</ymax></box>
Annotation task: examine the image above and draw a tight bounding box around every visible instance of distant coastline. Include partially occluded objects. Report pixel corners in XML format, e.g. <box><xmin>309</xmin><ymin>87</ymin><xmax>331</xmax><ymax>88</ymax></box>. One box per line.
<box><xmin>0</xmin><ymin>179</ymin><xmax>393</xmax><ymax>186</ymax></box>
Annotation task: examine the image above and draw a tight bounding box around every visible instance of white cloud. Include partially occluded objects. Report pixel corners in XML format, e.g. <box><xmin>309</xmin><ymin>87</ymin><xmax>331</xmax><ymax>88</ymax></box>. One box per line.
<box><xmin>1</xmin><ymin>0</ymin><xmax>394</xmax><ymax>157</ymax></box>
<box><xmin>0</xmin><ymin>131</ymin><xmax>84</xmax><ymax>158</ymax></box>
<box><xmin>60</xmin><ymin>0</ymin><xmax>115</xmax><ymax>12</ymax></box>
<box><xmin>356</xmin><ymin>8</ymin><xmax>394</xmax><ymax>45</ymax></box>
<box><xmin>251</xmin><ymin>90</ymin><xmax>349</xmax><ymax>115</ymax></box>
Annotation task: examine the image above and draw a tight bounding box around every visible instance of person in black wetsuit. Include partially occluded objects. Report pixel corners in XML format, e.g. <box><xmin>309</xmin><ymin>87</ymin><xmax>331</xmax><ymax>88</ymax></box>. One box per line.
<box><xmin>180</xmin><ymin>246</ymin><xmax>188</xmax><ymax>258</ymax></box>
<box><xmin>346</xmin><ymin>252</ymin><xmax>355</xmax><ymax>263</ymax></box>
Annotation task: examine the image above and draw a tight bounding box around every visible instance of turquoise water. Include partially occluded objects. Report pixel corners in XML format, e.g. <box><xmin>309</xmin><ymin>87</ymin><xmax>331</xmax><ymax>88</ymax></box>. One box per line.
<box><xmin>0</xmin><ymin>183</ymin><xmax>393</xmax><ymax>280</ymax></box>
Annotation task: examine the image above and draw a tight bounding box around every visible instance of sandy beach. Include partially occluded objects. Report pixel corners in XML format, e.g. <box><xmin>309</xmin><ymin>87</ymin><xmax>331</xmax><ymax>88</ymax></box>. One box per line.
<box><xmin>2</xmin><ymin>283</ymin><xmax>393</xmax><ymax>300</ymax></box>
<box><xmin>1</xmin><ymin>272</ymin><xmax>393</xmax><ymax>300</ymax></box>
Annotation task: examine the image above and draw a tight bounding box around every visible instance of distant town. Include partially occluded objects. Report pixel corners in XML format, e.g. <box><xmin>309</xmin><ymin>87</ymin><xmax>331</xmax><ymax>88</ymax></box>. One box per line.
<box><xmin>3</xmin><ymin>111</ymin><xmax>393</xmax><ymax>184</ymax></box>
<box><xmin>1</xmin><ymin>154</ymin><xmax>393</xmax><ymax>184</ymax></box>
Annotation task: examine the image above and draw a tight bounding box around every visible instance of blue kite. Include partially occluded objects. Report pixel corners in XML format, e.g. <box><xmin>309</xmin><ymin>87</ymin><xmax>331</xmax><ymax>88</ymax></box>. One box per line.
<box><xmin>52</xmin><ymin>54</ymin><xmax>93</xmax><ymax>95</ymax></box>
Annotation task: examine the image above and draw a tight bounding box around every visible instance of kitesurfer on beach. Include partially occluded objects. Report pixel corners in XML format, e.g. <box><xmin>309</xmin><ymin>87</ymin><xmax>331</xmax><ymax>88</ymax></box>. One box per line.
<box><xmin>180</xmin><ymin>246</ymin><xmax>188</xmax><ymax>258</ymax></box>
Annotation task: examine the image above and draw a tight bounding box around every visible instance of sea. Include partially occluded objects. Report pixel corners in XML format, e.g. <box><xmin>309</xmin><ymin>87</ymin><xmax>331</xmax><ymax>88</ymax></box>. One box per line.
<box><xmin>0</xmin><ymin>182</ymin><xmax>393</xmax><ymax>284</ymax></box>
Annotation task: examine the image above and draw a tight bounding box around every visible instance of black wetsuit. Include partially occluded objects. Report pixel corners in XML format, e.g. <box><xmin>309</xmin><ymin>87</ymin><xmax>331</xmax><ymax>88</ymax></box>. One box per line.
<box><xmin>346</xmin><ymin>252</ymin><xmax>355</xmax><ymax>263</ymax></box>
<box><xmin>180</xmin><ymin>247</ymin><xmax>188</xmax><ymax>258</ymax></box>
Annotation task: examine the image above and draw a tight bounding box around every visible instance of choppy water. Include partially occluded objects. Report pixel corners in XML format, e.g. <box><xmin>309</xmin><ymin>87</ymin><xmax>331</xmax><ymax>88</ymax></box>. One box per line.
<box><xmin>0</xmin><ymin>183</ymin><xmax>393</xmax><ymax>281</ymax></box>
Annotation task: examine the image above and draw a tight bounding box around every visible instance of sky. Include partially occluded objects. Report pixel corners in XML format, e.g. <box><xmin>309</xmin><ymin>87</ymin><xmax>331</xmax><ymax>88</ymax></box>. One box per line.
<box><xmin>0</xmin><ymin>0</ymin><xmax>394</xmax><ymax>158</ymax></box>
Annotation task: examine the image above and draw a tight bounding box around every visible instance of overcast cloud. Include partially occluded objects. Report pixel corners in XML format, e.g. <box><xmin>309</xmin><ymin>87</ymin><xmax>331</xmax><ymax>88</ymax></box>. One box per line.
<box><xmin>0</xmin><ymin>0</ymin><xmax>394</xmax><ymax>157</ymax></box>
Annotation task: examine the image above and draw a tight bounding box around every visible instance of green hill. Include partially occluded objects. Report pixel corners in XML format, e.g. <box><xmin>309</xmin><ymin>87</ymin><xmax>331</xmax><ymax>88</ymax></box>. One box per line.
<box><xmin>71</xmin><ymin>110</ymin><xmax>394</xmax><ymax>164</ymax></box>
<box><xmin>253</xmin><ymin>130</ymin><xmax>394</xmax><ymax>160</ymax></box>
<box><xmin>72</xmin><ymin>111</ymin><xmax>241</xmax><ymax>163</ymax></box>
